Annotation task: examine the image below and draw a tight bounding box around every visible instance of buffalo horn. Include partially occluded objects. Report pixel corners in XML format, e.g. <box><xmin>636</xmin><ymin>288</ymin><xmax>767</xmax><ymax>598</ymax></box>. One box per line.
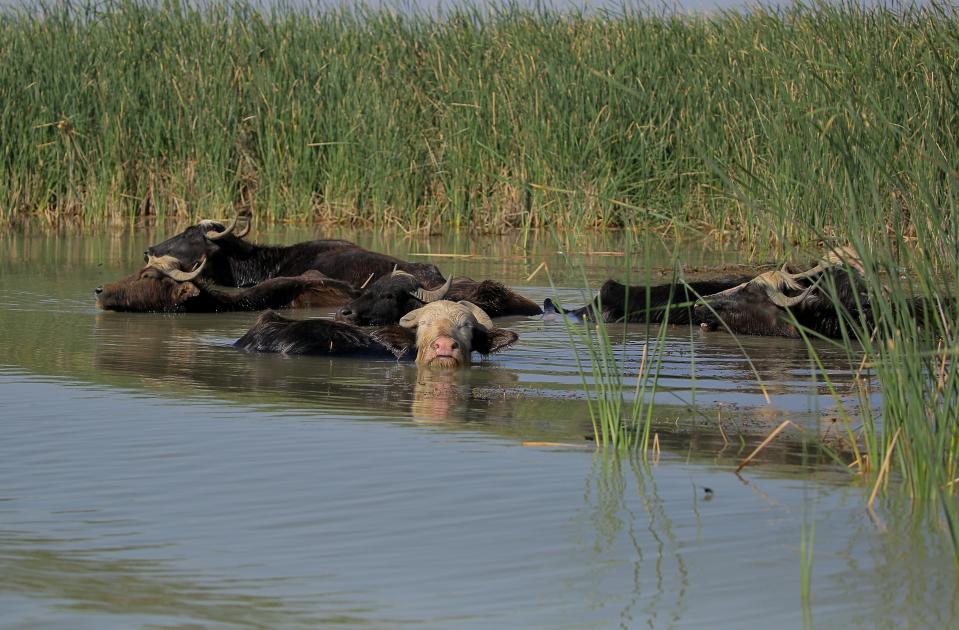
<box><xmin>146</xmin><ymin>255</ymin><xmax>207</xmax><ymax>281</ymax></box>
<box><xmin>783</xmin><ymin>246</ymin><xmax>861</xmax><ymax>282</ymax></box>
<box><xmin>699</xmin><ymin>281</ymin><xmax>748</xmax><ymax>301</ymax></box>
<box><xmin>459</xmin><ymin>301</ymin><xmax>494</xmax><ymax>330</ymax></box>
<box><xmin>782</xmin><ymin>263</ymin><xmax>828</xmax><ymax>282</ymax></box>
<box><xmin>765</xmin><ymin>284</ymin><xmax>815</xmax><ymax>309</ymax></box>
<box><xmin>205</xmin><ymin>207</ymin><xmax>252</xmax><ymax>241</ymax></box>
<box><xmin>825</xmin><ymin>246</ymin><xmax>864</xmax><ymax>273</ymax></box>
<box><xmin>412</xmin><ymin>276</ymin><xmax>453</xmax><ymax>303</ymax></box>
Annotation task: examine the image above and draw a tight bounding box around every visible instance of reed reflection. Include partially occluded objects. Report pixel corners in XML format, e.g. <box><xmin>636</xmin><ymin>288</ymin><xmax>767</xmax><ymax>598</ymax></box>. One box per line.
<box><xmin>837</xmin><ymin>498</ymin><xmax>959</xmax><ymax>627</ymax></box>
<box><xmin>576</xmin><ymin>451</ymin><xmax>689</xmax><ymax>627</ymax></box>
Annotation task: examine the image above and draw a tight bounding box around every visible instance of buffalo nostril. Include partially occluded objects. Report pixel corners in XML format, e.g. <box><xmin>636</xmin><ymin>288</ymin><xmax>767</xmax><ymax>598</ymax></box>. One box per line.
<box><xmin>95</xmin><ymin>286</ymin><xmax>103</xmax><ymax>294</ymax></box>
<box><xmin>433</xmin><ymin>339</ymin><xmax>458</xmax><ymax>351</ymax></box>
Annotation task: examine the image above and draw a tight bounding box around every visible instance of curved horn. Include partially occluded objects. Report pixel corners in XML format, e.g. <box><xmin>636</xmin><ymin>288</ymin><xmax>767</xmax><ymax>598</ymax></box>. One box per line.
<box><xmin>779</xmin><ymin>247</ymin><xmax>864</xmax><ymax>286</ymax></box>
<box><xmin>234</xmin><ymin>208</ymin><xmax>252</xmax><ymax>239</ymax></box>
<box><xmin>399</xmin><ymin>306</ymin><xmax>423</xmax><ymax>329</ymax></box>
<box><xmin>782</xmin><ymin>263</ymin><xmax>828</xmax><ymax>282</ymax></box>
<box><xmin>764</xmin><ymin>283</ymin><xmax>815</xmax><ymax>309</ymax></box>
<box><xmin>205</xmin><ymin>208</ymin><xmax>252</xmax><ymax>241</ymax></box>
<box><xmin>825</xmin><ymin>246</ymin><xmax>865</xmax><ymax>274</ymax></box>
<box><xmin>699</xmin><ymin>280</ymin><xmax>748</xmax><ymax>302</ymax></box>
<box><xmin>459</xmin><ymin>301</ymin><xmax>494</xmax><ymax>330</ymax></box>
<box><xmin>388</xmin><ymin>269</ymin><xmax>420</xmax><ymax>291</ymax></box>
<box><xmin>146</xmin><ymin>255</ymin><xmax>207</xmax><ymax>281</ymax></box>
<box><xmin>412</xmin><ymin>276</ymin><xmax>453</xmax><ymax>303</ymax></box>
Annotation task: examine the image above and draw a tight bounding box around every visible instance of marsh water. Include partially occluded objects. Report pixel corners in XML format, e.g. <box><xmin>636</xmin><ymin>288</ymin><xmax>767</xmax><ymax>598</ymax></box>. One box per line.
<box><xmin>1</xmin><ymin>226</ymin><xmax>956</xmax><ymax>628</ymax></box>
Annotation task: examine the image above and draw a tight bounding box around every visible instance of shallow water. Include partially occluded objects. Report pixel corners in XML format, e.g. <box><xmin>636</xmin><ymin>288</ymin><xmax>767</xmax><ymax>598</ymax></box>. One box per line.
<box><xmin>1</xmin><ymin>227</ymin><xmax>955</xmax><ymax>628</ymax></box>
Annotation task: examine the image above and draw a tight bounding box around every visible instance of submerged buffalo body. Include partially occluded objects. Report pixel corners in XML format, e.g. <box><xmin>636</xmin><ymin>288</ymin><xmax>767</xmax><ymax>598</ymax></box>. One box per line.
<box><xmin>236</xmin><ymin>300</ymin><xmax>519</xmax><ymax>368</ymax></box>
<box><xmin>96</xmin><ymin>266</ymin><xmax>357</xmax><ymax>313</ymax></box>
<box><xmin>335</xmin><ymin>270</ymin><xmax>542</xmax><ymax>326</ymax></box>
<box><xmin>145</xmin><ymin>210</ymin><xmax>444</xmax><ymax>288</ymax></box>
<box><xmin>548</xmin><ymin>277</ymin><xmax>755</xmax><ymax>324</ymax></box>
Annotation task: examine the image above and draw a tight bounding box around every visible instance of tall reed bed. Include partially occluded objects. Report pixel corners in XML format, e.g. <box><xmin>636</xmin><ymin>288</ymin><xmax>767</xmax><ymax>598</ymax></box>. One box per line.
<box><xmin>0</xmin><ymin>1</ymin><xmax>955</xmax><ymax>235</ymax></box>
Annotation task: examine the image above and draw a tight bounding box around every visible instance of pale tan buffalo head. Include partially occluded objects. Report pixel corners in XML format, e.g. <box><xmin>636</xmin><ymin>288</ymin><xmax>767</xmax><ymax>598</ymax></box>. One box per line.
<box><xmin>398</xmin><ymin>300</ymin><xmax>518</xmax><ymax>368</ymax></box>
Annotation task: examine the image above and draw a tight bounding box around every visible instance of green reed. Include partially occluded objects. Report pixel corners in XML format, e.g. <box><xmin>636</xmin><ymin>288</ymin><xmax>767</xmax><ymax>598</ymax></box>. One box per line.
<box><xmin>562</xmin><ymin>304</ymin><xmax>669</xmax><ymax>452</ymax></box>
<box><xmin>0</xmin><ymin>1</ymin><xmax>955</xmax><ymax>234</ymax></box>
<box><xmin>555</xmin><ymin>243</ymin><xmax>682</xmax><ymax>452</ymax></box>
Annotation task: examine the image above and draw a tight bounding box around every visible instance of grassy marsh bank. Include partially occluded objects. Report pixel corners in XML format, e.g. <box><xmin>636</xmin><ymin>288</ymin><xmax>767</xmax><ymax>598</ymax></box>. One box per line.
<box><xmin>0</xmin><ymin>0</ymin><xmax>956</xmax><ymax>240</ymax></box>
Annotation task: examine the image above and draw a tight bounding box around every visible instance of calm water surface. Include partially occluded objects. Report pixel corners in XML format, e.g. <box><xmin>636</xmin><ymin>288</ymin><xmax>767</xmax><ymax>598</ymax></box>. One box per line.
<box><xmin>1</xmin><ymin>227</ymin><xmax>956</xmax><ymax>628</ymax></box>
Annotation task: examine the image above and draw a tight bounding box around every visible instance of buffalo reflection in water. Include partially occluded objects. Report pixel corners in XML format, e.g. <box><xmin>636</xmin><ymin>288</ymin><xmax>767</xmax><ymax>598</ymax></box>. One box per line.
<box><xmin>90</xmin><ymin>307</ymin><xmax>865</xmax><ymax>447</ymax></box>
<box><xmin>92</xmin><ymin>311</ymin><xmax>525</xmax><ymax>424</ymax></box>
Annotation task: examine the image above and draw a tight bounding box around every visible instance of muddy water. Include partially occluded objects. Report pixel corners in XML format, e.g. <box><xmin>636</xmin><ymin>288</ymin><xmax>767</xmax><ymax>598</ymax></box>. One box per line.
<box><xmin>1</xmin><ymin>227</ymin><xmax>956</xmax><ymax>628</ymax></box>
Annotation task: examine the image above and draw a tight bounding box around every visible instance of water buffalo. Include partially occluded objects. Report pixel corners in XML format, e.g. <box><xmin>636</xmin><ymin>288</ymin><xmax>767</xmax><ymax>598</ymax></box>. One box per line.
<box><xmin>334</xmin><ymin>270</ymin><xmax>543</xmax><ymax>326</ymax></box>
<box><xmin>145</xmin><ymin>208</ymin><xmax>444</xmax><ymax>288</ymax></box>
<box><xmin>544</xmin><ymin>276</ymin><xmax>756</xmax><ymax>324</ymax></box>
<box><xmin>96</xmin><ymin>258</ymin><xmax>358</xmax><ymax>313</ymax></box>
<box><xmin>235</xmin><ymin>300</ymin><xmax>519</xmax><ymax>368</ymax></box>
<box><xmin>692</xmin><ymin>263</ymin><xmax>874</xmax><ymax>338</ymax></box>
<box><xmin>691</xmin><ymin>248</ymin><xmax>901</xmax><ymax>338</ymax></box>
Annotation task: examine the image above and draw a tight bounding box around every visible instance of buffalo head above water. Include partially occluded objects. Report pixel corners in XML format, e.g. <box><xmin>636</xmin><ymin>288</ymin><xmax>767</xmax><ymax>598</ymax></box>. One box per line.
<box><xmin>95</xmin><ymin>255</ymin><xmax>207</xmax><ymax>312</ymax></box>
<box><xmin>335</xmin><ymin>269</ymin><xmax>452</xmax><ymax>326</ymax></box>
<box><xmin>399</xmin><ymin>300</ymin><xmax>517</xmax><ymax>368</ymax></box>
<box><xmin>144</xmin><ymin>208</ymin><xmax>253</xmax><ymax>272</ymax></box>
<box><xmin>693</xmin><ymin>247</ymin><xmax>868</xmax><ymax>338</ymax></box>
<box><xmin>96</xmin><ymin>256</ymin><xmax>357</xmax><ymax>313</ymax></box>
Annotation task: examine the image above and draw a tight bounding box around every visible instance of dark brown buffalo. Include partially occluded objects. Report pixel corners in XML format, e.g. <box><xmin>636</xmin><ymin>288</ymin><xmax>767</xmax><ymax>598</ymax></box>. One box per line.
<box><xmin>545</xmin><ymin>276</ymin><xmax>755</xmax><ymax>324</ymax></box>
<box><xmin>236</xmin><ymin>301</ymin><xmax>519</xmax><ymax>368</ymax></box>
<box><xmin>691</xmin><ymin>249</ymin><xmax>947</xmax><ymax>339</ymax></box>
<box><xmin>145</xmin><ymin>208</ymin><xmax>444</xmax><ymax>288</ymax></box>
<box><xmin>692</xmin><ymin>263</ymin><xmax>873</xmax><ymax>338</ymax></box>
<box><xmin>96</xmin><ymin>263</ymin><xmax>358</xmax><ymax>313</ymax></box>
<box><xmin>334</xmin><ymin>270</ymin><xmax>542</xmax><ymax>326</ymax></box>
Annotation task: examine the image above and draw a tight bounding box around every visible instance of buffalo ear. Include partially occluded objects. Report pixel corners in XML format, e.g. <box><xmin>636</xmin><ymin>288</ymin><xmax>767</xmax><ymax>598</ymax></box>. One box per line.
<box><xmin>173</xmin><ymin>282</ymin><xmax>201</xmax><ymax>303</ymax></box>
<box><xmin>471</xmin><ymin>327</ymin><xmax>519</xmax><ymax>355</ymax></box>
<box><xmin>370</xmin><ymin>325</ymin><xmax>417</xmax><ymax>359</ymax></box>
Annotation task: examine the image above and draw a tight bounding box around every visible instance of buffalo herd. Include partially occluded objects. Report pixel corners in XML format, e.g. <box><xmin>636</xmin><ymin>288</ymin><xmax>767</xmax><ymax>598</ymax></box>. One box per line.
<box><xmin>96</xmin><ymin>210</ymin><xmax>925</xmax><ymax>367</ymax></box>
